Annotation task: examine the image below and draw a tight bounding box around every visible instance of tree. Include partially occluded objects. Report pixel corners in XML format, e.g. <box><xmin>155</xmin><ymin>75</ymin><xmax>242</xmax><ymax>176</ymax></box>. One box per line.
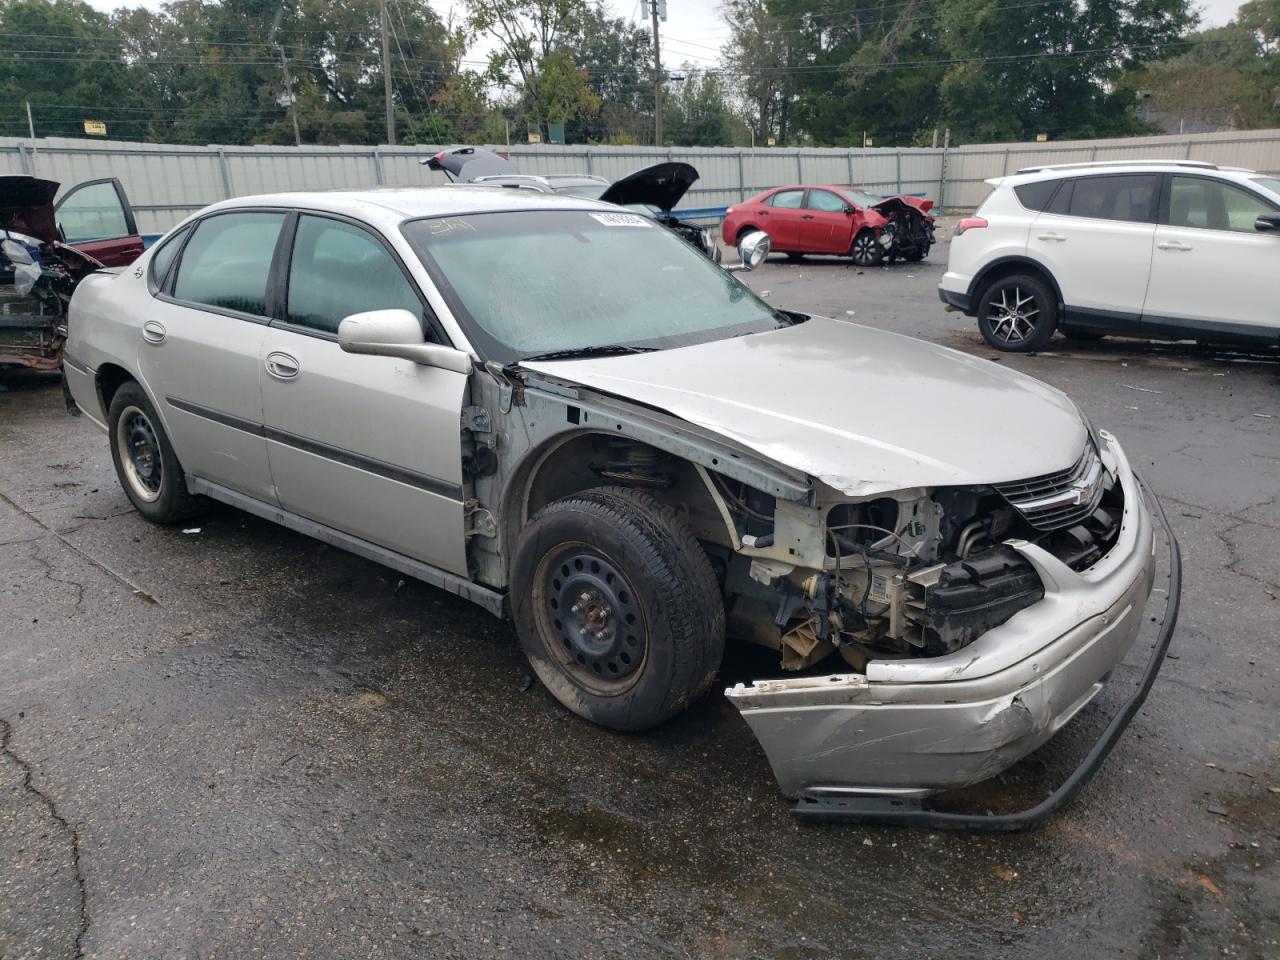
<box><xmin>665</xmin><ymin>67</ymin><xmax>745</xmax><ymax>146</ymax></box>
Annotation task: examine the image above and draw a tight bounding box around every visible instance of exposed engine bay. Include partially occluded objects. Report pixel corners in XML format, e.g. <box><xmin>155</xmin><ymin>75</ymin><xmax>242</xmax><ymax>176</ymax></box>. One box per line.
<box><xmin>652</xmin><ymin>213</ymin><xmax>722</xmax><ymax>262</ymax></box>
<box><xmin>874</xmin><ymin>196</ymin><xmax>936</xmax><ymax>263</ymax></box>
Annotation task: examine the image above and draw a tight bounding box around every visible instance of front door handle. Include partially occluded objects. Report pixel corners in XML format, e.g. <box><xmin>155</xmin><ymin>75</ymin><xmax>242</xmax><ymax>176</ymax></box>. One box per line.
<box><xmin>801</xmin><ymin>214</ymin><xmax>815</xmax><ymax>220</ymax></box>
<box><xmin>265</xmin><ymin>351</ymin><xmax>299</xmax><ymax>380</ymax></box>
<box><xmin>1037</xmin><ymin>232</ymin><xmax>1067</xmax><ymax>242</ymax></box>
<box><xmin>141</xmin><ymin>320</ymin><xmax>166</xmax><ymax>343</ymax></box>
<box><xmin>760</xmin><ymin>210</ymin><xmax>770</xmax><ymax>216</ymax></box>
<box><xmin>1157</xmin><ymin>240</ymin><xmax>1193</xmax><ymax>251</ymax></box>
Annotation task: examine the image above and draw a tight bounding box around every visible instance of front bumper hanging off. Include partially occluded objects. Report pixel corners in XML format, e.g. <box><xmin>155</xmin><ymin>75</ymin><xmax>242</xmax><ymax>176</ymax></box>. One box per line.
<box><xmin>725</xmin><ymin>458</ymin><xmax>1181</xmax><ymax>832</ymax></box>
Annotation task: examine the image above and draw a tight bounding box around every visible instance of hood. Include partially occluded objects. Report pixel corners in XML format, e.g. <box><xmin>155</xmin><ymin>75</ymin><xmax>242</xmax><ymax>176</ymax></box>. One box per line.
<box><xmin>421</xmin><ymin>146</ymin><xmax>517</xmax><ymax>182</ymax></box>
<box><xmin>0</xmin><ymin>175</ymin><xmax>60</xmax><ymax>244</ymax></box>
<box><xmin>871</xmin><ymin>194</ymin><xmax>934</xmax><ymax>217</ymax></box>
<box><xmin>599</xmin><ymin>162</ymin><xmax>698</xmax><ymax>213</ymax></box>
<box><xmin>524</xmin><ymin>317</ymin><xmax>1088</xmax><ymax>497</ymax></box>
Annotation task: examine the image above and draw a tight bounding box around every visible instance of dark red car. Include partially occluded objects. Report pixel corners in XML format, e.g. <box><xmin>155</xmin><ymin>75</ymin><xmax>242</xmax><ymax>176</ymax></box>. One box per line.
<box><xmin>722</xmin><ymin>185</ymin><xmax>935</xmax><ymax>267</ymax></box>
<box><xmin>1</xmin><ymin>176</ymin><xmax>144</xmax><ymax>369</ymax></box>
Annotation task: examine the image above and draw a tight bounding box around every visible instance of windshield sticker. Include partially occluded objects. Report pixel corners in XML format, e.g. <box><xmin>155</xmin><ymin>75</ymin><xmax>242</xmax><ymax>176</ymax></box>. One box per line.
<box><xmin>589</xmin><ymin>212</ymin><xmax>652</xmax><ymax>228</ymax></box>
<box><xmin>428</xmin><ymin>218</ymin><xmax>477</xmax><ymax>236</ymax></box>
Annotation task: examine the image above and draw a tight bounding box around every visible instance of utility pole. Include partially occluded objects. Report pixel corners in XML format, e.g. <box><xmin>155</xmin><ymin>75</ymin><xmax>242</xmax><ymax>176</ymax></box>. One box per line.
<box><xmin>381</xmin><ymin>0</ymin><xmax>395</xmax><ymax>145</ymax></box>
<box><xmin>269</xmin><ymin>8</ymin><xmax>300</xmax><ymax>146</ymax></box>
<box><xmin>650</xmin><ymin>0</ymin><xmax>664</xmax><ymax>147</ymax></box>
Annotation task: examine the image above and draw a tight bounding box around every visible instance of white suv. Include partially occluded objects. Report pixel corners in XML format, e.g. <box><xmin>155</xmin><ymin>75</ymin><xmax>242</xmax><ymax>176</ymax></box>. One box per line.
<box><xmin>939</xmin><ymin>161</ymin><xmax>1280</xmax><ymax>351</ymax></box>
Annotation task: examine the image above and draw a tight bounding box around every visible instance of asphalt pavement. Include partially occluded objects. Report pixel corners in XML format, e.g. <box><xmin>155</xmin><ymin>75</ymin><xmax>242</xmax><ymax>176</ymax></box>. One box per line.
<box><xmin>2</xmin><ymin>246</ymin><xmax>1277</xmax><ymax>959</ymax></box>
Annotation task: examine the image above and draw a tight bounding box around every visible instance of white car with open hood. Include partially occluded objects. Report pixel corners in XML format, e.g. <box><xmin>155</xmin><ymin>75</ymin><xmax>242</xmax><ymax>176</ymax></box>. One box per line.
<box><xmin>63</xmin><ymin>186</ymin><xmax>1180</xmax><ymax>827</ymax></box>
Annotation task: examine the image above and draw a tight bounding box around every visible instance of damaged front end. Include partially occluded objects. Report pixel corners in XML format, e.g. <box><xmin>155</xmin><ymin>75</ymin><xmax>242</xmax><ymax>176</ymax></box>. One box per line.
<box><xmin>872</xmin><ymin>195</ymin><xmax>936</xmax><ymax>263</ymax></box>
<box><xmin>0</xmin><ymin>177</ymin><xmax>101</xmax><ymax>370</ymax></box>
<box><xmin>722</xmin><ymin>431</ymin><xmax>1179</xmax><ymax>826</ymax></box>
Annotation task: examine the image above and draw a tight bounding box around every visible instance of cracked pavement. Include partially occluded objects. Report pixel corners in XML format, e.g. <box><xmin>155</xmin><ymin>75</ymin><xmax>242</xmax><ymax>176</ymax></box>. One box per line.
<box><xmin>1</xmin><ymin>250</ymin><xmax>1277</xmax><ymax>959</ymax></box>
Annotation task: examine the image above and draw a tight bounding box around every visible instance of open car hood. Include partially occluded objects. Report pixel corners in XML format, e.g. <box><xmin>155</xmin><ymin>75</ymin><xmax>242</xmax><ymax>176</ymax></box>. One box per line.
<box><xmin>598</xmin><ymin>162</ymin><xmax>698</xmax><ymax>213</ymax></box>
<box><xmin>421</xmin><ymin>146</ymin><xmax>517</xmax><ymax>182</ymax></box>
<box><xmin>0</xmin><ymin>175</ymin><xmax>61</xmax><ymax>244</ymax></box>
<box><xmin>871</xmin><ymin>194</ymin><xmax>934</xmax><ymax>217</ymax></box>
<box><xmin>524</xmin><ymin>317</ymin><xmax>1087</xmax><ymax>497</ymax></box>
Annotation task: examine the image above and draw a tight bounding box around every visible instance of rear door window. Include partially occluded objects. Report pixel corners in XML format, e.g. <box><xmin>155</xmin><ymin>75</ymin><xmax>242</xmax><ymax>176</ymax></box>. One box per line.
<box><xmin>1065</xmin><ymin>175</ymin><xmax>1159</xmax><ymax>223</ymax></box>
<box><xmin>767</xmin><ymin>190</ymin><xmax>804</xmax><ymax>209</ymax></box>
<box><xmin>172</xmin><ymin>212</ymin><xmax>286</xmax><ymax>317</ymax></box>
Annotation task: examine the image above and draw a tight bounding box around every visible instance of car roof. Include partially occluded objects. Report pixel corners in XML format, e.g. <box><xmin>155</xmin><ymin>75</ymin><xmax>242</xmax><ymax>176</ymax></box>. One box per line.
<box><xmin>201</xmin><ymin>185</ymin><xmax>611</xmax><ymax>226</ymax></box>
<box><xmin>995</xmin><ymin>161</ymin><xmax>1262</xmax><ymax>189</ymax></box>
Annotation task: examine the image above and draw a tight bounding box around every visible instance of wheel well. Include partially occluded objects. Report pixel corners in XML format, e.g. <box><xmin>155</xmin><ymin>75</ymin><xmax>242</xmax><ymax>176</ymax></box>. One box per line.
<box><xmin>971</xmin><ymin>259</ymin><xmax>1062</xmax><ymax>309</ymax></box>
<box><xmin>96</xmin><ymin>363</ymin><xmax>136</xmax><ymax>414</ymax></box>
<box><xmin>734</xmin><ymin>225</ymin><xmax>758</xmax><ymax>245</ymax></box>
<box><xmin>512</xmin><ymin>432</ymin><xmax>737</xmax><ymax>565</ymax></box>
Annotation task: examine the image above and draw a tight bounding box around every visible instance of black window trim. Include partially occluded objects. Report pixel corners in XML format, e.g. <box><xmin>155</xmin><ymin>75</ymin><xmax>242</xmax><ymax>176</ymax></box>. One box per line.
<box><xmin>54</xmin><ymin>176</ymin><xmax>139</xmax><ymax>244</ymax></box>
<box><xmin>158</xmin><ymin>206</ymin><xmax>293</xmax><ymax>325</ymax></box>
<box><xmin>1013</xmin><ymin>177</ymin><xmax>1065</xmax><ymax>213</ymax></box>
<box><xmin>1156</xmin><ymin>172</ymin><xmax>1280</xmax><ymax>232</ymax></box>
<box><xmin>271</xmin><ymin>208</ymin><xmax>450</xmax><ymax>346</ymax></box>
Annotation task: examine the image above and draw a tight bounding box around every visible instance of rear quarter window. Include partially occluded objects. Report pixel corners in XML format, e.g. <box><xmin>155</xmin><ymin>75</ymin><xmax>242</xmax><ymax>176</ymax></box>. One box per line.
<box><xmin>1014</xmin><ymin>179</ymin><xmax>1061</xmax><ymax>212</ymax></box>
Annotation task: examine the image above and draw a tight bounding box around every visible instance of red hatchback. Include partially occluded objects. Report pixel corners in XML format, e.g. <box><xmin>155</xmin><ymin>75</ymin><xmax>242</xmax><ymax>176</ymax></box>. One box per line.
<box><xmin>722</xmin><ymin>185</ymin><xmax>934</xmax><ymax>267</ymax></box>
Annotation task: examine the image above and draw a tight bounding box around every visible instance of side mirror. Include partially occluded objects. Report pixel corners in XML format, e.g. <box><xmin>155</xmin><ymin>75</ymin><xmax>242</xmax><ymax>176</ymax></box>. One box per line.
<box><xmin>726</xmin><ymin>230</ymin><xmax>771</xmax><ymax>273</ymax></box>
<box><xmin>1254</xmin><ymin>212</ymin><xmax>1280</xmax><ymax>233</ymax></box>
<box><xmin>338</xmin><ymin>309</ymin><xmax>471</xmax><ymax>374</ymax></box>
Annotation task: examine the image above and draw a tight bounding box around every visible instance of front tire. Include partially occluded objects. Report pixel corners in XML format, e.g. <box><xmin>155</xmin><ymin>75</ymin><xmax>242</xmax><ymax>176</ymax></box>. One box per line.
<box><xmin>977</xmin><ymin>274</ymin><xmax>1057</xmax><ymax>352</ymax></box>
<box><xmin>850</xmin><ymin>228</ymin><xmax>883</xmax><ymax>267</ymax></box>
<box><xmin>510</xmin><ymin>486</ymin><xmax>725</xmax><ymax>732</ymax></box>
<box><xmin>108</xmin><ymin>381</ymin><xmax>207</xmax><ymax>523</ymax></box>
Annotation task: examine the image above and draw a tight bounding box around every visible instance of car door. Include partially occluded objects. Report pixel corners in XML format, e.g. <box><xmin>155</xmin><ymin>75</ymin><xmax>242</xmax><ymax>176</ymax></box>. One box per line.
<box><xmin>55</xmin><ymin>178</ymin><xmax>145</xmax><ymax>266</ymax></box>
<box><xmin>1142</xmin><ymin>174</ymin><xmax>1280</xmax><ymax>334</ymax></box>
<box><xmin>760</xmin><ymin>189</ymin><xmax>806</xmax><ymax>251</ymax></box>
<box><xmin>1029</xmin><ymin>174</ymin><xmax>1160</xmax><ymax>322</ymax></box>
<box><xmin>802</xmin><ymin>188</ymin><xmax>857</xmax><ymax>254</ymax></box>
<box><xmin>142</xmin><ymin>209</ymin><xmax>285</xmax><ymax>504</ymax></box>
<box><xmin>258</xmin><ymin>212</ymin><xmax>469</xmax><ymax>576</ymax></box>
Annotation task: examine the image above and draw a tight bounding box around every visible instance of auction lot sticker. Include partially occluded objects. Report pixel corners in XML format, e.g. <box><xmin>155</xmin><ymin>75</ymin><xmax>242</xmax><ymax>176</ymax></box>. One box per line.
<box><xmin>590</xmin><ymin>212</ymin><xmax>652</xmax><ymax>227</ymax></box>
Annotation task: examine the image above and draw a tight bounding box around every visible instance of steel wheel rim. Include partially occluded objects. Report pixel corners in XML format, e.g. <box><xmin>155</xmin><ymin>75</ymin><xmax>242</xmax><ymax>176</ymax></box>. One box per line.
<box><xmin>986</xmin><ymin>285</ymin><xmax>1041</xmax><ymax>343</ymax></box>
<box><xmin>534</xmin><ymin>543</ymin><xmax>648</xmax><ymax>696</ymax></box>
<box><xmin>853</xmin><ymin>233</ymin><xmax>877</xmax><ymax>263</ymax></box>
<box><xmin>116</xmin><ymin>404</ymin><xmax>163</xmax><ymax>502</ymax></box>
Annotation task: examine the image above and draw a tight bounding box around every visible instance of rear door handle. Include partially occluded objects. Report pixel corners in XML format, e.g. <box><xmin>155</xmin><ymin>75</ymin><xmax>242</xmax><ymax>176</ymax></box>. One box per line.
<box><xmin>801</xmin><ymin>214</ymin><xmax>815</xmax><ymax>220</ymax></box>
<box><xmin>141</xmin><ymin>320</ymin><xmax>166</xmax><ymax>343</ymax></box>
<box><xmin>760</xmin><ymin>210</ymin><xmax>769</xmax><ymax>216</ymax></box>
<box><xmin>1037</xmin><ymin>232</ymin><xmax>1067</xmax><ymax>242</ymax></box>
<box><xmin>1157</xmin><ymin>240</ymin><xmax>1193</xmax><ymax>251</ymax></box>
<box><xmin>265</xmin><ymin>351</ymin><xmax>299</xmax><ymax>380</ymax></box>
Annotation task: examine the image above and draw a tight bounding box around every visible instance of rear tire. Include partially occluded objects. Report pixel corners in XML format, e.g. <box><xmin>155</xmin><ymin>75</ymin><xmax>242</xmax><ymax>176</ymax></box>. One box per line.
<box><xmin>510</xmin><ymin>486</ymin><xmax>725</xmax><ymax>732</ymax></box>
<box><xmin>107</xmin><ymin>381</ymin><xmax>207</xmax><ymax>523</ymax></box>
<box><xmin>977</xmin><ymin>273</ymin><xmax>1057</xmax><ymax>352</ymax></box>
<box><xmin>850</xmin><ymin>228</ymin><xmax>882</xmax><ymax>267</ymax></box>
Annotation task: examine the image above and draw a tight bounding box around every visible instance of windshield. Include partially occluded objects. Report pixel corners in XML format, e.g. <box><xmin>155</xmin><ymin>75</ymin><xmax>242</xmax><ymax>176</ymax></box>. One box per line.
<box><xmin>553</xmin><ymin>185</ymin><xmax>607</xmax><ymax>199</ymax></box>
<box><xmin>403</xmin><ymin>210</ymin><xmax>782</xmax><ymax>362</ymax></box>
<box><xmin>842</xmin><ymin>189</ymin><xmax>882</xmax><ymax>208</ymax></box>
<box><xmin>1251</xmin><ymin>176</ymin><xmax>1280</xmax><ymax>200</ymax></box>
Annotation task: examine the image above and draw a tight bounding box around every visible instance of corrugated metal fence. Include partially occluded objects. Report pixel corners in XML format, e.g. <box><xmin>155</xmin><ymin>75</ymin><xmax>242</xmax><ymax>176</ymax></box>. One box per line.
<box><xmin>4</xmin><ymin>129</ymin><xmax>1279</xmax><ymax>234</ymax></box>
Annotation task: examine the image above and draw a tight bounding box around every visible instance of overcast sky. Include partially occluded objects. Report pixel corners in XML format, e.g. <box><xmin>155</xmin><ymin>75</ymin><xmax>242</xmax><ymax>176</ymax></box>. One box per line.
<box><xmin>85</xmin><ymin>0</ymin><xmax>1247</xmax><ymax>65</ymax></box>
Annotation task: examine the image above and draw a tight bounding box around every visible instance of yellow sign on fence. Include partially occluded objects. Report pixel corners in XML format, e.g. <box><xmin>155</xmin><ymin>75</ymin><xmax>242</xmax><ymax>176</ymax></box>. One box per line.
<box><xmin>83</xmin><ymin>120</ymin><xmax>107</xmax><ymax>136</ymax></box>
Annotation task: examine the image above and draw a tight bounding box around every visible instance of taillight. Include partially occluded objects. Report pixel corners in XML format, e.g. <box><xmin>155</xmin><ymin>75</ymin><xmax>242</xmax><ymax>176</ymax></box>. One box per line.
<box><xmin>955</xmin><ymin>216</ymin><xmax>988</xmax><ymax>236</ymax></box>
<box><xmin>725</xmin><ymin>206</ymin><xmax>735</xmax><ymax>215</ymax></box>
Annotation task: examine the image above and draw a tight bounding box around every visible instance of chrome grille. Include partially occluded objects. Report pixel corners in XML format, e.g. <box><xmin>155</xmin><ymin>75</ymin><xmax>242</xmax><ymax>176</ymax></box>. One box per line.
<box><xmin>993</xmin><ymin>445</ymin><xmax>1106</xmax><ymax>531</ymax></box>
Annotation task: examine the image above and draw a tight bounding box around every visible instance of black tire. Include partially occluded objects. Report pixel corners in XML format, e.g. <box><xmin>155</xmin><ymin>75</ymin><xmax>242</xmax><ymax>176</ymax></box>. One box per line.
<box><xmin>850</xmin><ymin>228</ymin><xmax>883</xmax><ymax>267</ymax></box>
<box><xmin>786</xmin><ymin>252</ymin><xmax>805</xmax><ymax>262</ymax></box>
<box><xmin>977</xmin><ymin>273</ymin><xmax>1058</xmax><ymax>352</ymax></box>
<box><xmin>905</xmin><ymin>249</ymin><xmax>927</xmax><ymax>262</ymax></box>
<box><xmin>107</xmin><ymin>381</ymin><xmax>207</xmax><ymax>523</ymax></box>
<box><xmin>510</xmin><ymin>486</ymin><xmax>725</xmax><ymax>732</ymax></box>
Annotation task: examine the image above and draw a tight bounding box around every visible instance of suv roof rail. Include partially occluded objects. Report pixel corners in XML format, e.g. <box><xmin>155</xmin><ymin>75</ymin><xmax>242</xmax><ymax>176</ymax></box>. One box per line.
<box><xmin>1015</xmin><ymin>159</ymin><xmax>1233</xmax><ymax>174</ymax></box>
